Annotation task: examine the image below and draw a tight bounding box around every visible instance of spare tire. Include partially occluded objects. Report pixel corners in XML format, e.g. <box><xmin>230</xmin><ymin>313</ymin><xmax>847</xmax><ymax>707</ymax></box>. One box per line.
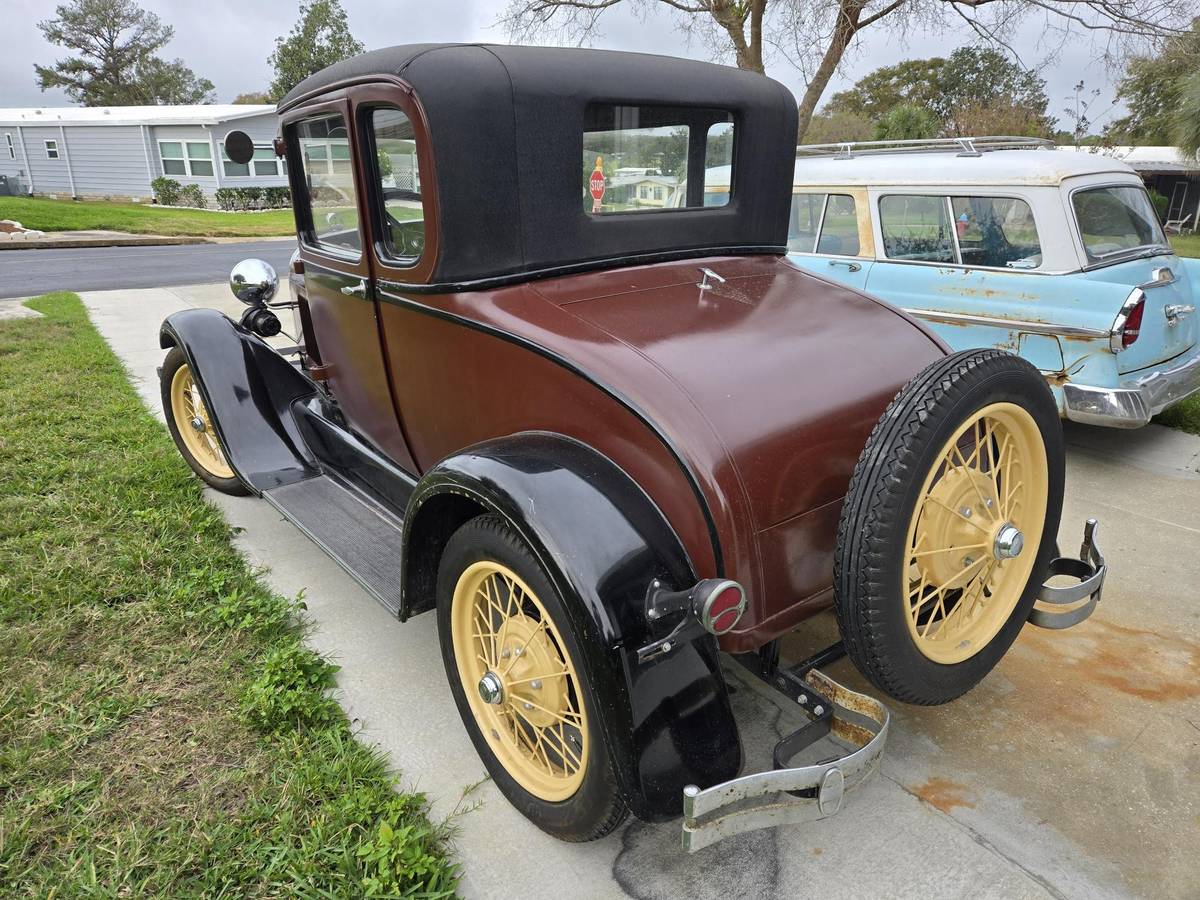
<box><xmin>834</xmin><ymin>349</ymin><xmax>1063</xmax><ymax>705</ymax></box>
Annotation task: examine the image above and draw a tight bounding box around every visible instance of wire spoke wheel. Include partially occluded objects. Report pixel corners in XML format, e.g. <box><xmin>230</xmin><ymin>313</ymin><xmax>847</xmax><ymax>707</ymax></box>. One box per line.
<box><xmin>450</xmin><ymin>560</ymin><xmax>589</xmax><ymax>801</ymax></box>
<box><xmin>169</xmin><ymin>363</ymin><xmax>235</xmax><ymax>480</ymax></box>
<box><xmin>903</xmin><ymin>402</ymin><xmax>1047</xmax><ymax>663</ymax></box>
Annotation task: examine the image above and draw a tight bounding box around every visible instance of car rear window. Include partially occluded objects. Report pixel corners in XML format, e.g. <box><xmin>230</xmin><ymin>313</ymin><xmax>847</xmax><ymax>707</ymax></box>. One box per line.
<box><xmin>880</xmin><ymin>195</ymin><xmax>954</xmax><ymax>263</ymax></box>
<box><xmin>787</xmin><ymin>193</ymin><xmax>861</xmax><ymax>256</ymax></box>
<box><xmin>951</xmin><ymin>196</ymin><xmax>1042</xmax><ymax>269</ymax></box>
<box><xmin>1072</xmin><ymin>185</ymin><xmax>1168</xmax><ymax>263</ymax></box>
<box><xmin>582</xmin><ymin>105</ymin><xmax>734</xmax><ymax>213</ymax></box>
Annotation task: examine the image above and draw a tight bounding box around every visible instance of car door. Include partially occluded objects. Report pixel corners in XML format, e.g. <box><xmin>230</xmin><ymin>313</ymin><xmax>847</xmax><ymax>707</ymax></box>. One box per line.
<box><xmin>784</xmin><ymin>188</ymin><xmax>874</xmax><ymax>290</ymax></box>
<box><xmin>284</xmin><ymin>99</ymin><xmax>417</xmax><ymax>471</ymax></box>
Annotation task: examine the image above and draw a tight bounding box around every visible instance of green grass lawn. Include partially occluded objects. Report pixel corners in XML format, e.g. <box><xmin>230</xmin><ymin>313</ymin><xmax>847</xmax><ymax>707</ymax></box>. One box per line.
<box><xmin>1170</xmin><ymin>233</ymin><xmax>1200</xmax><ymax>260</ymax></box>
<box><xmin>0</xmin><ymin>196</ymin><xmax>296</xmax><ymax>237</ymax></box>
<box><xmin>0</xmin><ymin>294</ymin><xmax>458</xmax><ymax>896</ymax></box>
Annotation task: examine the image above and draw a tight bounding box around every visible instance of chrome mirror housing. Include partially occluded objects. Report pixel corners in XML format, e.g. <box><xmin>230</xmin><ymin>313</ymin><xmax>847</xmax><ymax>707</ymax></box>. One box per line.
<box><xmin>230</xmin><ymin>258</ymin><xmax>279</xmax><ymax>306</ymax></box>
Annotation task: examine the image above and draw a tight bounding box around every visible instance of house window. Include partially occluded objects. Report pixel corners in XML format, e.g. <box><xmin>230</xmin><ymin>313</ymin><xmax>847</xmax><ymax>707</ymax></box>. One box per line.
<box><xmin>4</xmin><ymin>134</ymin><xmax>13</xmax><ymax>160</ymax></box>
<box><xmin>221</xmin><ymin>144</ymin><xmax>286</xmax><ymax>178</ymax></box>
<box><xmin>45</xmin><ymin>140</ymin><xmax>59</xmax><ymax>160</ymax></box>
<box><xmin>159</xmin><ymin>141</ymin><xmax>214</xmax><ymax>177</ymax></box>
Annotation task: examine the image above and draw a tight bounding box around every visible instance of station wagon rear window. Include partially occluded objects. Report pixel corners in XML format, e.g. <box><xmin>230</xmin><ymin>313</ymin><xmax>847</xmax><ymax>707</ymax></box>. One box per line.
<box><xmin>789</xmin><ymin>193</ymin><xmax>860</xmax><ymax>255</ymax></box>
<box><xmin>582</xmin><ymin>105</ymin><xmax>734</xmax><ymax>213</ymax></box>
<box><xmin>881</xmin><ymin>194</ymin><xmax>1043</xmax><ymax>269</ymax></box>
<box><xmin>1072</xmin><ymin>185</ymin><xmax>1168</xmax><ymax>263</ymax></box>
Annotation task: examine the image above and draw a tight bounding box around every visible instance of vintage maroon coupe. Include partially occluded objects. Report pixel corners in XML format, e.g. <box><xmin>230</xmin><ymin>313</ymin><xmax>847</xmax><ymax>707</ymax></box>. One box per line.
<box><xmin>158</xmin><ymin>44</ymin><xmax>1106</xmax><ymax>850</ymax></box>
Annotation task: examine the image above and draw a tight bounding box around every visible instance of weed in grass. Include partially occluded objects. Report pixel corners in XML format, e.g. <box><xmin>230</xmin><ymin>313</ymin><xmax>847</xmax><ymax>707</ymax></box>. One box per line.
<box><xmin>0</xmin><ymin>293</ymin><xmax>458</xmax><ymax>897</ymax></box>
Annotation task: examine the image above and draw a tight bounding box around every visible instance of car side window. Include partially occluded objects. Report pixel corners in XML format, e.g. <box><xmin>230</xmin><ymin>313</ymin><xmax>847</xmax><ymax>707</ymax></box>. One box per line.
<box><xmin>368</xmin><ymin>107</ymin><xmax>425</xmax><ymax>264</ymax></box>
<box><xmin>880</xmin><ymin>195</ymin><xmax>954</xmax><ymax>263</ymax></box>
<box><xmin>951</xmin><ymin>196</ymin><xmax>1042</xmax><ymax>269</ymax></box>
<box><xmin>788</xmin><ymin>193</ymin><xmax>826</xmax><ymax>252</ymax></box>
<box><xmin>816</xmin><ymin>194</ymin><xmax>859</xmax><ymax>256</ymax></box>
<box><xmin>294</xmin><ymin>113</ymin><xmax>361</xmax><ymax>258</ymax></box>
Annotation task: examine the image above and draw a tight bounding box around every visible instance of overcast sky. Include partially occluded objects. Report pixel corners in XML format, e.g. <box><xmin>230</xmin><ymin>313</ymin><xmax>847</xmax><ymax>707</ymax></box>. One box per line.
<box><xmin>0</xmin><ymin>0</ymin><xmax>1136</xmax><ymax>129</ymax></box>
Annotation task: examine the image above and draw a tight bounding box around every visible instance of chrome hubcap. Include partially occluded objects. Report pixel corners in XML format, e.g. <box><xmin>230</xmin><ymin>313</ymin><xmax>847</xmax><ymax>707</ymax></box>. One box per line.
<box><xmin>190</xmin><ymin>416</ymin><xmax>206</xmax><ymax>433</ymax></box>
<box><xmin>993</xmin><ymin>523</ymin><xmax>1024</xmax><ymax>560</ymax></box>
<box><xmin>478</xmin><ymin>671</ymin><xmax>504</xmax><ymax>705</ymax></box>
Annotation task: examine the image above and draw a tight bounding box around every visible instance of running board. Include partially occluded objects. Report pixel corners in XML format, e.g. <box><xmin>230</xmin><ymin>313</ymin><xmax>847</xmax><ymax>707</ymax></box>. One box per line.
<box><xmin>263</xmin><ymin>475</ymin><xmax>404</xmax><ymax>614</ymax></box>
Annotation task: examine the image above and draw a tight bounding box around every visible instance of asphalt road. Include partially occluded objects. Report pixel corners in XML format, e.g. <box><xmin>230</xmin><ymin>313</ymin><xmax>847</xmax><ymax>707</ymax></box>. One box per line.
<box><xmin>0</xmin><ymin>240</ymin><xmax>297</xmax><ymax>299</ymax></box>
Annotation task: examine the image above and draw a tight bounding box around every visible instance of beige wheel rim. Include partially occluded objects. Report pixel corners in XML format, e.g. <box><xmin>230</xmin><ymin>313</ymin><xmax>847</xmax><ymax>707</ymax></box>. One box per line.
<box><xmin>451</xmin><ymin>560</ymin><xmax>588</xmax><ymax>801</ymax></box>
<box><xmin>170</xmin><ymin>363</ymin><xmax>235</xmax><ymax>480</ymax></box>
<box><xmin>903</xmin><ymin>402</ymin><xmax>1048</xmax><ymax>664</ymax></box>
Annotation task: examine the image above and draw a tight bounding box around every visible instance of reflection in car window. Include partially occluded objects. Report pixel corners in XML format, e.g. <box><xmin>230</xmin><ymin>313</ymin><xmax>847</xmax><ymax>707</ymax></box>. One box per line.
<box><xmin>816</xmin><ymin>194</ymin><xmax>859</xmax><ymax>256</ymax></box>
<box><xmin>788</xmin><ymin>193</ymin><xmax>826</xmax><ymax>252</ymax></box>
<box><xmin>370</xmin><ymin>107</ymin><xmax>424</xmax><ymax>263</ymax></box>
<box><xmin>1072</xmin><ymin>185</ymin><xmax>1168</xmax><ymax>263</ymax></box>
<box><xmin>582</xmin><ymin>105</ymin><xmax>733</xmax><ymax>213</ymax></box>
<box><xmin>951</xmin><ymin>196</ymin><xmax>1042</xmax><ymax>269</ymax></box>
<box><xmin>295</xmin><ymin>113</ymin><xmax>360</xmax><ymax>257</ymax></box>
<box><xmin>880</xmin><ymin>195</ymin><xmax>954</xmax><ymax>263</ymax></box>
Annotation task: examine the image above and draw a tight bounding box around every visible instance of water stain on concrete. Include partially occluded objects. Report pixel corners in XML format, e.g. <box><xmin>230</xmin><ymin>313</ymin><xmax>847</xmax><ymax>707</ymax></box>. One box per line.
<box><xmin>913</xmin><ymin>777</ymin><xmax>976</xmax><ymax>814</ymax></box>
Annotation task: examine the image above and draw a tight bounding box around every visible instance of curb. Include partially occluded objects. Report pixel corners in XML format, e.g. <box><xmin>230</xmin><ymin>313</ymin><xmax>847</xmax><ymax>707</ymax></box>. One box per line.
<box><xmin>0</xmin><ymin>236</ymin><xmax>214</xmax><ymax>250</ymax></box>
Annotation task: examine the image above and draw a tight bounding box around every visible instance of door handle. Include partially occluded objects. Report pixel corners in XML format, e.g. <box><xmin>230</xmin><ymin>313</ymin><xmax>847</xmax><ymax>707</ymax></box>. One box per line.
<box><xmin>340</xmin><ymin>280</ymin><xmax>369</xmax><ymax>298</ymax></box>
<box><xmin>828</xmin><ymin>259</ymin><xmax>862</xmax><ymax>273</ymax></box>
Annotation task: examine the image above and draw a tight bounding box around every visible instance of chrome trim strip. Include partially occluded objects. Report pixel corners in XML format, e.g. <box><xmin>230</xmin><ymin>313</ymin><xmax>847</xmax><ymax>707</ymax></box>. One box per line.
<box><xmin>1109</xmin><ymin>288</ymin><xmax>1146</xmax><ymax>353</ymax></box>
<box><xmin>903</xmin><ymin>308</ymin><xmax>1109</xmax><ymax>339</ymax></box>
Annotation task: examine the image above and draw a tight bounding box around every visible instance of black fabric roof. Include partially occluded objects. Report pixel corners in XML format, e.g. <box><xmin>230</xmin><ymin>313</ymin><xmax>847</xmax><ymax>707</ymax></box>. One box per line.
<box><xmin>280</xmin><ymin>44</ymin><xmax>799</xmax><ymax>285</ymax></box>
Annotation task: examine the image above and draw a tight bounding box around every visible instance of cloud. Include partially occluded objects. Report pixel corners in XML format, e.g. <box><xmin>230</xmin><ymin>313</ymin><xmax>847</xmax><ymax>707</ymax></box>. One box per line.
<box><xmin>0</xmin><ymin>0</ymin><xmax>1128</xmax><ymax>128</ymax></box>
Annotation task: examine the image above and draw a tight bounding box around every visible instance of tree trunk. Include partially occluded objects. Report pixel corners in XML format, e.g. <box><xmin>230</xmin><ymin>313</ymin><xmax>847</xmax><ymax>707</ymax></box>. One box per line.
<box><xmin>795</xmin><ymin>0</ymin><xmax>861</xmax><ymax>139</ymax></box>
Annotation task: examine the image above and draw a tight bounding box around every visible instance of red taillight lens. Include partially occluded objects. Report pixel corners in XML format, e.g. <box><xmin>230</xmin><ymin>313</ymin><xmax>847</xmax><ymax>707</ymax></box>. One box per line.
<box><xmin>695</xmin><ymin>580</ymin><xmax>746</xmax><ymax>635</ymax></box>
<box><xmin>1121</xmin><ymin>297</ymin><xmax>1144</xmax><ymax>349</ymax></box>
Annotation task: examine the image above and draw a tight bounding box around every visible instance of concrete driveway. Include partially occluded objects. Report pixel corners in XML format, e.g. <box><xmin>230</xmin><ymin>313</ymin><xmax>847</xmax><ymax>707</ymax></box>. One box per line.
<box><xmin>80</xmin><ymin>284</ymin><xmax>1200</xmax><ymax>899</ymax></box>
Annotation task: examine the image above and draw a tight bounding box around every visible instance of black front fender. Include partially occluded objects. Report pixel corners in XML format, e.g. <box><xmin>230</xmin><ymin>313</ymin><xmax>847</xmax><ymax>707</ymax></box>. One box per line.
<box><xmin>402</xmin><ymin>433</ymin><xmax>742</xmax><ymax>821</ymax></box>
<box><xmin>160</xmin><ymin>309</ymin><xmax>319</xmax><ymax>492</ymax></box>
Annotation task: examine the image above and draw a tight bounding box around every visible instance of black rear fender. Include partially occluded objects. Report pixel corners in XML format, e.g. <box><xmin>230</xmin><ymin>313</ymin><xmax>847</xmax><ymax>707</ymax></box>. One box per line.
<box><xmin>402</xmin><ymin>432</ymin><xmax>742</xmax><ymax>820</ymax></box>
<box><xmin>159</xmin><ymin>308</ymin><xmax>319</xmax><ymax>493</ymax></box>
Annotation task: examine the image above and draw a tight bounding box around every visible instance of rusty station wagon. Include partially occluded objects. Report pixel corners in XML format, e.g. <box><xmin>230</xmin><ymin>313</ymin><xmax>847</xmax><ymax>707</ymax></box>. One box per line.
<box><xmin>157</xmin><ymin>44</ymin><xmax>1106</xmax><ymax>850</ymax></box>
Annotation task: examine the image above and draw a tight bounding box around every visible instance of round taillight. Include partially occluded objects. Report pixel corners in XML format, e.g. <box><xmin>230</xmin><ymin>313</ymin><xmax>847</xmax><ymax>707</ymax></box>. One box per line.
<box><xmin>695</xmin><ymin>580</ymin><xmax>746</xmax><ymax>635</ymax></box>
<box><xmin>1122</xmin><ymin>297</ymin><xmax>1145</xmax><ymax>349</ymax></box>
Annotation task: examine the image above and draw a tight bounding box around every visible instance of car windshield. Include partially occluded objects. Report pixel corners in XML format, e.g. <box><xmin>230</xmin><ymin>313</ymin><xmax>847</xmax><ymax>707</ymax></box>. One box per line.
<box><xmin>1072</xmin><ymin>185</ymin><xmax>1169</xmax><ymax>263</ymax></box>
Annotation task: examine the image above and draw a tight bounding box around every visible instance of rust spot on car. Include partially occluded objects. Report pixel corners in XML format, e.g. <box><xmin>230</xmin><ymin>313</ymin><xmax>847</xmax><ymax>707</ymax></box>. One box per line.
<box><xmin>1044</xmin><ymin>370</ymin><xmax>1070</xmax><ymax>387</ymax></box>
<box><xmin>913</xmin><ymin>777</ymin><xmax>975</xmax><ymax>813</ymax></box>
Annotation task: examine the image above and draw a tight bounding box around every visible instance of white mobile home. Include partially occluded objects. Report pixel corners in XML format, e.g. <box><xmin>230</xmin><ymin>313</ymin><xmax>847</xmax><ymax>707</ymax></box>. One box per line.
<box><xmin>0</xmin><ymin>105</ymin><xmax>284</xmax><ymax>201</ymax></box>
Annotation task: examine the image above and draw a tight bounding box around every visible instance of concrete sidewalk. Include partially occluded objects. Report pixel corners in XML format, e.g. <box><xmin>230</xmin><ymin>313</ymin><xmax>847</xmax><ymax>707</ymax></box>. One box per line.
<box><xmin>79</xmin><ymin>284</ymin><xmax>1200</xmax><ymax>899</ymax></box>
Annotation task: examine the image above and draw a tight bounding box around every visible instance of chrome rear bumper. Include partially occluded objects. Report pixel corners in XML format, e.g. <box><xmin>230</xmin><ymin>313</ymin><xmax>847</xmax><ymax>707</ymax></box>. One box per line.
<box><xmin>1063</xmin><ymin>348</ymin><xmax>1200</xmax><ymax>427</ymax></box>
<box><xmin>681</xmin><ymin>668</ymin><xmax>888</xmax><ymax>853</ymax></box>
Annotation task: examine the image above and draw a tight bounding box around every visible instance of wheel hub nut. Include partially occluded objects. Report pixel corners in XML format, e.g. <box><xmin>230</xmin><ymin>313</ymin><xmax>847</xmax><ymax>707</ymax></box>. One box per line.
<box><xmin>994</xmin><ymin>523</ymin><xmax>1024</xmax><ymax>560</ymax></box>
<box><xmin>190</xmin><ymin>416</ymin><xmax>206</xmax><ymax>433</ymax></box>
<box><xmin>478</xmin><ymin>671</ymin><xmax>503</xmax><ymax>705</ymax></box>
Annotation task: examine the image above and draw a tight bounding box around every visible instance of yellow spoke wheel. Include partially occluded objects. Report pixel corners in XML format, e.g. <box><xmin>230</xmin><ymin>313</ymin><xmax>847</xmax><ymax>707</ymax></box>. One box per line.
<box><xmin>169</xmin><ymin>362</ymin><xmax>235</xmax><ymax>480</ymax></box>
<box><xmin>903</xmin><ymin>402</ymin><xmax>1048</xmax><ymax>664</ymax></box>
<box><xmin>450</xmin><ymin>560</ymin><xmax>589</xmax><ymax>802</ymax></box>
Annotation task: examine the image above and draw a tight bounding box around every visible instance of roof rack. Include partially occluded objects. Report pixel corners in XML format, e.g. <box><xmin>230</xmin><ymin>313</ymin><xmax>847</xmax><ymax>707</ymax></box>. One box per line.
<box><xmin>795</xmin><ymin>136</ymin><xmax>1054</xmax><ymax>159</ymax></box>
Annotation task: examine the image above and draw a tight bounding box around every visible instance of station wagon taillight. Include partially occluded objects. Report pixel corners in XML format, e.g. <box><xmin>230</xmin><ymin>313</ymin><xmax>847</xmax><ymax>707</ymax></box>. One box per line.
<box><xmin>1110</xmin><ymin>291</ymin><xmax>1146</xmax><ymax>353</ymax></box>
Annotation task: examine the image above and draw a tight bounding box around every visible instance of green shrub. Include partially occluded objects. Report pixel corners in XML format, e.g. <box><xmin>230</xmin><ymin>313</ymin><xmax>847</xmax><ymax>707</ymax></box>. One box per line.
<box><xmin>178</xmin><ymin>183</ymin><xmax>206</xmax><ymax>209</ymax></box>
<box><xmin>1148</xmin><ymin>189</ymin><xmax>1169</xmax><ymax>222</ymax></box>
<box><xmin>263</xmin><ymin>186</ymin><xmax>291</xmax><ymax>208</ymax></box>
<box><xmin>151</xmin><ymin>176</ymin><xmax>181</xmax><ymax>206</ymax></box>
<box><xmin>213</xmin><ymin>187</ymin><xmax>239</xmax><ymax>211</ymax></box>
<box><xmin>242</xmin><ymin>641</ymin><xmax>341</xmax><ymax>731</ymax></box>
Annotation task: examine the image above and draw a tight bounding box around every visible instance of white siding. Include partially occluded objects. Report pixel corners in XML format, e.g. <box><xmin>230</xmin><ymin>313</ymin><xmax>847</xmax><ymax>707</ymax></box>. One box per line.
<box><xmin>18</xmin><ymin>126</ymin><xmax>72</xmax><ymax>195</ymax></box>
<box><xmin>60</xmin><ymin>126</ymin><xmax>152</xmax><ymax>197</ymax></box>
<box><xmin>150</xmin><ymin>114</ymin><xmax>285</xmax><ymax>196</ymax></box>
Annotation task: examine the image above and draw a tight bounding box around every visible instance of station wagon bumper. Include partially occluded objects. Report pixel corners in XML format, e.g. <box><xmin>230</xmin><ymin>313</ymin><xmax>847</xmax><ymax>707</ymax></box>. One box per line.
<box><xmin>1063</xmin><ymin>348</ymin><xmax>1200</xmax><ymax>428</ymax></box>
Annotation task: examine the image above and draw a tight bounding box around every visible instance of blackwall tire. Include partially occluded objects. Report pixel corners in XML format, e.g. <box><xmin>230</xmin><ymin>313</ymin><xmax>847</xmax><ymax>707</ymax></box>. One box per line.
<box><xmin>834</xmin><ymin>349</ymin><xmax>1064</xmax><ymax>705</ymax></box>
<box><xmin>160</xmin><ymin>347</ymin><xmax>249</xmax><ymax>496</ymax></box>
<box><xmin>436</xmin><ymin>514</ymin><xmax>628</xmax><ymax>841</ymax></box>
